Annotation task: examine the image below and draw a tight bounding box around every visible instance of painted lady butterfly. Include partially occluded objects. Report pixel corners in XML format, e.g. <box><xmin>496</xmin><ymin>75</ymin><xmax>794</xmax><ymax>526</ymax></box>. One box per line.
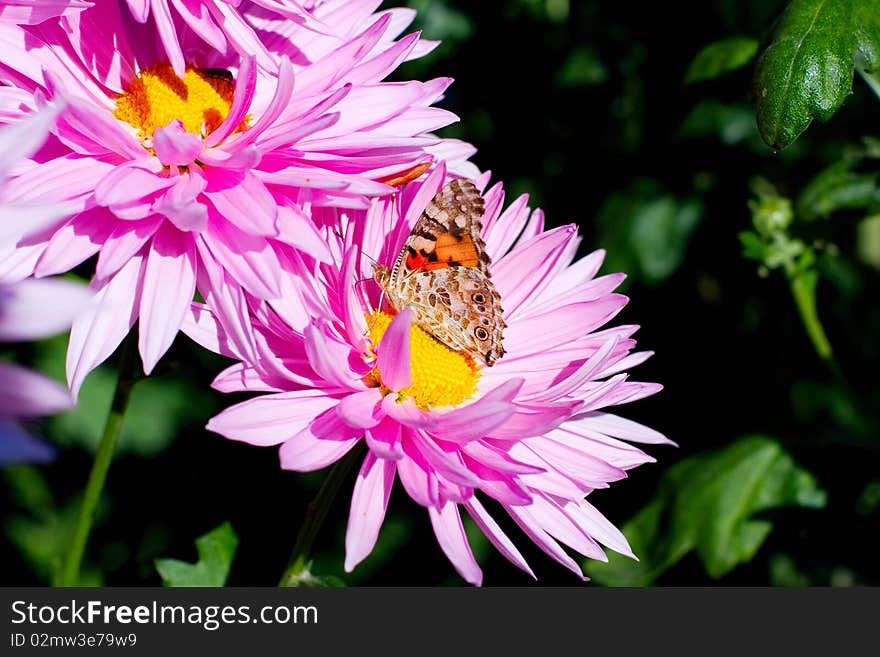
<box><xmin>373</xmin><ymin>178</ymin><xmax>506</xmax><ymax>366</ymax></box>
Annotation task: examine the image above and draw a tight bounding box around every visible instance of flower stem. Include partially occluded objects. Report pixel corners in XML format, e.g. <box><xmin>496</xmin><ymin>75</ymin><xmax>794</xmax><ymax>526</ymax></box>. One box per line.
<box><xmin>278</xmin><ymin>442</ymin><xmax>366</xmax><ymax>587</ymax></box>
<box><xmin>57</xmin><ymin>333</ymin><xmax>139</xmax><ymax>586</ymax></box>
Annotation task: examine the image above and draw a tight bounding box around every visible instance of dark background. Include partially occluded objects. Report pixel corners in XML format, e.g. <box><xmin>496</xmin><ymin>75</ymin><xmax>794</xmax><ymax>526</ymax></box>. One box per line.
<box><xmin>2</xmin><ymin>0</ymin><xmax>878</xmax><ymax>587</ymax></box>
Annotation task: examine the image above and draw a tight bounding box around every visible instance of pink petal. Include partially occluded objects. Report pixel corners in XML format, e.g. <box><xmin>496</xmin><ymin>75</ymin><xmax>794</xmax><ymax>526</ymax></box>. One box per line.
<box><xmin>338</xmin><ymin>388</ymin><xmax>383</xmax><ymax>429</ymax></box>
<box><xmin>464</xmin><ymin>497</ymin><xmax>535</xmax><ymax>579</ymax></box>
<box><xmin>397</xmin><ymin>431</ymin><xmax>437</xmax><ymax>507</ymax></box>
<box><xmin>204</xmin><ymin>55</ymin><xmax>256</xmax><ymax>148</ymax></box>
<box><xmin>493</xmin><ymin>224</ymin><xmax>578</xmax><ymax>319</ymax></box>
<box><xmin>529</xmin><ymin>494</ymin><xmax>607</xmax><ymax>561</ymax></box>
<box><xmin>224</xmin><ymin>55</ymin><xmax>294</xmax><ymax>151</ymax></box>
<box><xmin>503</xmin><ymin>296</ymin><xmax>629</xmax><ymax>355</ymax></box>
<box><xmin>275</xmin><ymin>205</ymin><xmax>333</xmax><ymax>263</ymax></box>
<box><xmin>547</xmin><ymin>426</ymin><xmax>654</xmax><ymax>471</ymax></box>
<box><xmin>523</xmin><ymin>436</ymin><xmax>626</xmax><ymax>489</ymax></box>
<box><xmin>126</xmin><ymin>0</ymin><xmax>149</xmax><ymax>23</ymax></box>
<box><xmin>428</xmin><ymin>501</ymin><xmax>483</xmax><ymax>586</ymax></box>
<box><xmin>200</xmin><ymin>216</ymin><xmax>282</xmax><ymax>299</ymax></box>
<box><xmin>180</xmin><ymin>302</ymin><xmax>241</xmax><ymax>360</ymax></box>
<box><xmin>153</xmin><ymin>120</ymin><xmax>203</xmax><ymax>166</ymax></box>
<box><xmin>429</xmin><ymin>396</ymin><xmax>517</xmax><ymax>444</ymax></box>
<box><xmin>278</xmin><ymin>411</ymin><xmax>361</xmax><ymax>472</ymax></box>
<box><xmin>365</xmin><ymin>415</ymin><xmax>403</xmax><ymax>460</ymax></box>
<box><xmin>571</xmin><ymin>412</ymin><xmax>674</xmax><ymax>445</ymax></box>
<box><xmin>206</xmin><ymin>2</ymin><xmax>276</xmax><ymax>73</ymax></box>
<box><xmin>94</xmin><ymin>162</ymin><xmax>174</xmax><ymax>209</ymax></box>
<box><xmin>376</xmin><ymin>308</ymin><xmax>411</xmax><ymax>391</ymax></box>
<box><xmin>506</xmin><ymin>504</ymin><xmax>587</xmax><ymax>580</ymax></box>
<box><xmin>567</xmin><ymin>500</ymin><xmax>636</xmax><ymax>559</ymax></box>
<box><xmin>170</xmin><ymin>0</ymin><xmax>227</xmax><ymax>51</ymax></box>
<box><xmin>66</xmin><ymin>253</ymin><xmax>144</xmax><ymax>398</ymax></box>
<box><xmin>52</xmin><ymin>92</ymin><xmax>142</xmax><ymax>159</ymax></box>
<box><xmin>303</xmin><ymin>320</ymin><xmax>360</xmax><ymax>391</ymax></box>
<box><xmin>203</xmin><ymin>169</ymin><xmax>278</xmax><ymax>237</ymax></box>
<box><xmin>0</xmin><ymin>277</ymin><xmax>90</xmax><ymax>341</ymax></box>
<box><xmin>344</xmin><ymin>451</ymin><xmax>396</xmax><ymax>572</ymax></box>
<box><xmin>194</xmin><ymin>252</ymin><xmax>259</xmax><ymax>364</ymax></box>
<box><xmin>95</xmin><ymin>217</ymin><xmax>163</xmax><ymax>281</ymax></box>
<box><xmin>207</xmin><ymin>390</ymin><xmax>338</xmax><ymax>447</ymax></box>
<box><xmin>32</xmin><ymin>207</ymin><xmax>115</xmax><ymax>277</ymax></box>
<box><xmin>0</xmin><ymin>362</ymin><xmax>72</xmax><ymax>417</ymax></box>
<box><xmin>0</xmin><ymin>102</ymin><xmax>62</xmax><ymax>177</ymax></box>
<box><xmin>211</xmin><ymin>362</ymin><xmax>286</xmax><ymax>394</ymax></box>
<box><xmin>0</xmin><ymin>203</ymin><xmax>72</xmax><ymax>247</ymax></box>
<box><xmin>340</xmin><ymin>248</ymin><xmax>369</xmax><ymax>351</ymax></box>
<box><xmin>152</xmin><ymin>170</ymin><xmax>208</xmax><ymax>233</ymax></box>
<box><xmin>151</xmin><ymin>0</ymin><xmax>185</xmax><ymax>77</ymax></box>
<box><xmin>137</xmin><ymin>225</ymin><xmax>196</xmax><ymax>374</ymax></box>
<box><xmin>409</xmin><ymin>430</ymin><xmax>480</xmax><ymax>487</ymax></box>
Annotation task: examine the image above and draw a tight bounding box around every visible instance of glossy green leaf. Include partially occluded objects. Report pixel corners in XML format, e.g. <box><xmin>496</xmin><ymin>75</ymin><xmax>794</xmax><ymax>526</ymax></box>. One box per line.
<box><xmin>754</xmin><ymin>0</ymin><xmax>880</xmax><ymax>150</ymax></box>
<box><xmin>155</xmin><ymin>522</ymin><xmax>239</xmax><ymax>587</ymax></box>
<box><xmin>685</xmin><ymin>36</ymin><xmax>759</xmax><ymax>84</ymax></box>
<box><xmin>585</xmin><ymin>436</ymin><xmax>826</xmax><ymax>586</ymax></box>
<box><xmin>795</xmin><ymin>162</ymin><xmax>880</xmax><ymax>220</ymax></box>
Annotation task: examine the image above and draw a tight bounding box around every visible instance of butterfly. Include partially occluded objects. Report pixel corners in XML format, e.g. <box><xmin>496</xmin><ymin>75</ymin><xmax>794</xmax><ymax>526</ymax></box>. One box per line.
<box><xmin>373</xmin><ymin>178</ymin><xmax>506</xmax><ymax>366</ymax></box>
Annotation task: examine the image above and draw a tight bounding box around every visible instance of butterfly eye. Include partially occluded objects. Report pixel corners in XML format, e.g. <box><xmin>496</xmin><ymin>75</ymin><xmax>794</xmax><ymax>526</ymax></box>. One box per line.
<box><xmin>474</xmin><ymin>327</ymin><xmax>490</xmax><ymax>341</ymax></box>
<box><xmin>471</xmin><ymin>292</ymin><xmax>486</xmax><ymax>304</ymax></box>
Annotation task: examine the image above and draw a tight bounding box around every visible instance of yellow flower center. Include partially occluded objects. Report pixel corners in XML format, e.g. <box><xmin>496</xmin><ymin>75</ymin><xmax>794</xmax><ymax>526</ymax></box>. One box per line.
<box><xmin>366</xmin><ymin>311</ymin><xmax>480</xmax><ymax>409</ymax></box>
<box><xmin>114</xmin><ymin>64</ymin><xmax>247</xmax><ymax>139</ymax></box>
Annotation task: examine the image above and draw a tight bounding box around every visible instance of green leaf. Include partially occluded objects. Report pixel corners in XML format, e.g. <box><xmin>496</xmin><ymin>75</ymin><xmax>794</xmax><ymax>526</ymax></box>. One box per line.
<box><xmin>281</xmin><ymin>561</ymin><xmax>346</xmax><ymax>588</ymax></box>
<box><xmin>155</xmin><ymin>522</ymin><xmax>239</xmax><ymax>587</ymax></box>
<box><xmin>738</xmin><ymin>230</ymin><xmax>768</xmax><ymax>262</ymax></box>
<box><xmin>795</xmin><ymin>162</ymin><xmax>880</xmax><ymax>220</ymax></box>
<box><xmin>556</xmin><ymin>46</ymin><xmax>608</xmax><ymax>87</ymax></box>
<box><xmin>678</xmin><ymin>100</ymin><xmax>759</xmax><ymax>145</ymax></box>
<box><xmin>856</xmin><ymin>213</ymin><xmax>880</xmax><ymax>269</ymax></box>
<box><xmin>596</xmin><ymin>179</ymin><xmax>704</xmax><ymax>286</ymax></box>
<box><xmin>585</xmin><ymin>436</ymin><xmax>826</xmax><ymax>586</ymax></box>
<box><xmin>754</xmin><ymin>0</ymin><xmax>880</xmax><ymax>150</ymax></box>
<box><xmin>684</xmin><ymin>36</ymin><xmax>759</xmax><ymax>84</ymax></box>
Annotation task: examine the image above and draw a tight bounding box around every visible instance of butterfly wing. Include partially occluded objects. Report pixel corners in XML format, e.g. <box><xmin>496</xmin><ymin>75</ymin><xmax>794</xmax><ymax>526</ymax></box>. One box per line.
<box><xmin>381</xmin><ymin>178</ymin><xmax>506</xmax><ymax>366</ymax></box>
<box><xmin>407</xmin><ymin>267</ymin><xmax>506</xmax><ymax>365</ymax></box>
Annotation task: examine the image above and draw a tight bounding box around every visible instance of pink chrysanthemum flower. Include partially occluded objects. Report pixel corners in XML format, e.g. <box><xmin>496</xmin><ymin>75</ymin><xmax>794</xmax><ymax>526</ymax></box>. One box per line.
<box><xmin>187</xmin><ymin>166</ymin><xmax>671</xmax><ymax>584</ymax></box>
<box><xmin>0</xmin><ymin>0</ymin><xmax>475</xmax><ymax>396</ymax></box>
<box><xmin>0</xmin><ymin>104</ymin><xmax>91</xmax><ymax>466</ymax></box>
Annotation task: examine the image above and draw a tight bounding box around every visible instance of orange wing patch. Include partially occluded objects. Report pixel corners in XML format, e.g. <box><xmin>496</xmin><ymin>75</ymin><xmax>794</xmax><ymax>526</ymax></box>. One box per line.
<box><xmin>404</xmin><ymin>233</ymin><xmax>480</xmax><ymax>272</ymax></box>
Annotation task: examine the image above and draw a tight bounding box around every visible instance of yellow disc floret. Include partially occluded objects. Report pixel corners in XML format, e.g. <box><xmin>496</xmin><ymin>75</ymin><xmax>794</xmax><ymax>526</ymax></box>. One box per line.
<box><xmin>114</xmin><ymin>63</ymin><xmax>247</xmax><ymax>139</ymax></box>
<box><xmin>366</xmin><ymin>311</ymin><xmax>480</xmax><ymax>409</ymax></box>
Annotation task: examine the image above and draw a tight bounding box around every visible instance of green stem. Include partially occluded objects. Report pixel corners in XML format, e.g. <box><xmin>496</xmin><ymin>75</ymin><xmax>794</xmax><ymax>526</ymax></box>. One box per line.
<box><xmin>278</xmin><ymin>442</ymin><xmax>366</xmax><ymax>587</ymax></box>
<box><xmin>57</xmin><ymin>333</ymin><xmax>139</xmax><ymax>586</ymax></box>
<box><xmin>788</xmin><ymin>273</ymin><xmax>833</xmax><ymax>363</ymax></box>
